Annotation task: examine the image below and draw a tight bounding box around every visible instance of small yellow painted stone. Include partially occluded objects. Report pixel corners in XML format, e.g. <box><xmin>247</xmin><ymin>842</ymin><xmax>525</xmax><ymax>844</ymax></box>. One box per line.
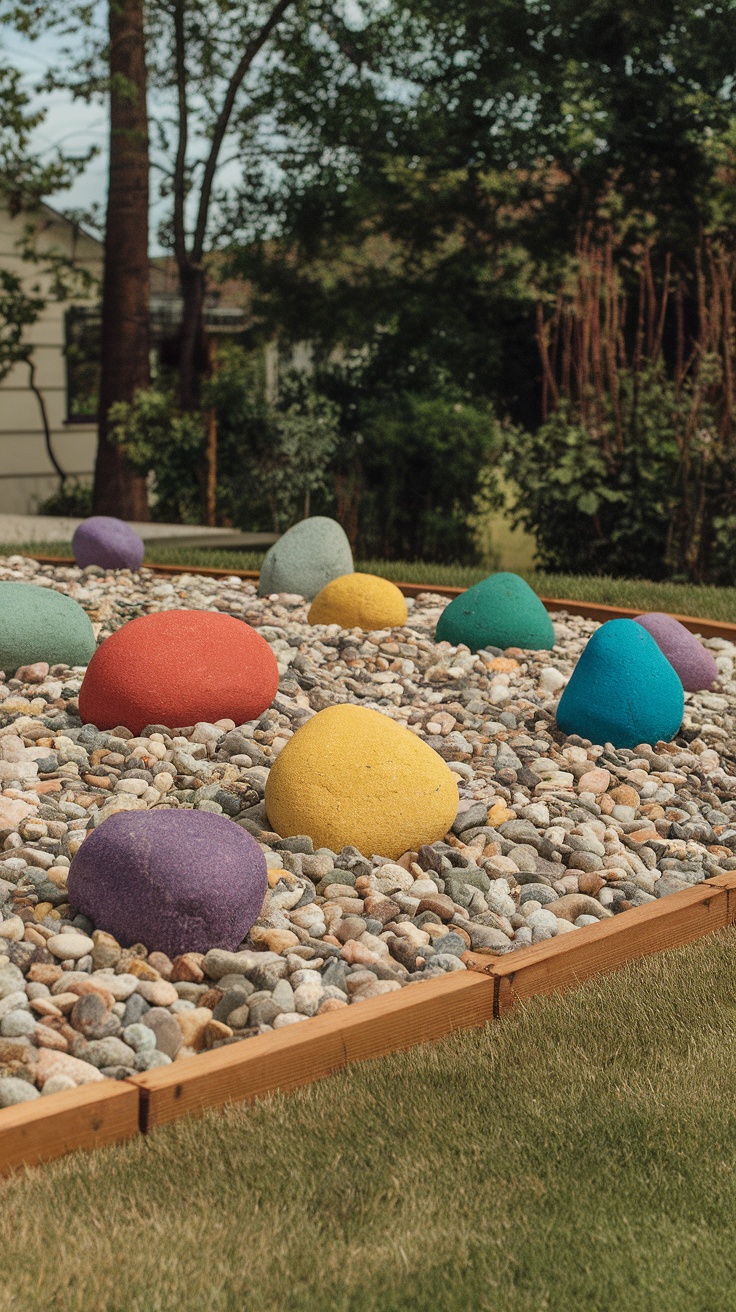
<box><xmin>308</xmin><ymin>573</ymin><xmax>407</xmax><ymax>630</ymax></box>
<box><xmin>264</xmin><ymin>703</ymin><xmax>458</xmax><ymax>860</ymax></box>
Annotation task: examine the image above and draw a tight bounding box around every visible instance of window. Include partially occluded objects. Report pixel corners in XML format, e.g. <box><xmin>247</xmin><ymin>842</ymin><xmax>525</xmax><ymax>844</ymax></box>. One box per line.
<box><xmin>65</xmin><ymin>306</ymin><xmax>100</xmax><ymax>423</ymax></box>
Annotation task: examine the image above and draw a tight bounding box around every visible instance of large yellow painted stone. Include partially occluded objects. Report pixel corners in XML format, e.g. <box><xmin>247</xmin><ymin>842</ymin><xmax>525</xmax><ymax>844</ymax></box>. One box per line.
<box><xmin>308</xmin><ymin>572</ymin><xmax>407</xmax><ymax>630</ymax></box>
<box><xmin>264</xmin><ymin>704</ymin><xmax>459</xmax><ymax>859</ymax></box>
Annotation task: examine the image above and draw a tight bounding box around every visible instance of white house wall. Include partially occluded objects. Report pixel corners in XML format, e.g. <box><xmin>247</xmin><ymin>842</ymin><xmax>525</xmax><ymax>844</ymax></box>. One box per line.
<box><xmin>0</xmin><ymin>205</ymin><xmax>102</xmax><ymax>517</ymax></box>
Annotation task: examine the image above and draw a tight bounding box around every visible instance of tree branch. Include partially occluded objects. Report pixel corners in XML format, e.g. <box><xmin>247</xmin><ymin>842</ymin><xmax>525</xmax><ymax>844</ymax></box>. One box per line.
<box><xmin>191</xmin><ymin>0</ymin><xmax>295</xmax><ymax>261</ymax></box>
<box><xmin>172</xmin><ymin>0</ymin><xmax>189</xmax><ymax>267</ymax></box>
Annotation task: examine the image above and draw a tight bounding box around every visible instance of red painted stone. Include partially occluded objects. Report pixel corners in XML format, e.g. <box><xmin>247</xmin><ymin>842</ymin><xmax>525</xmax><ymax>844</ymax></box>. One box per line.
<box><xmin>78</xmin><ymin>610</ymin><xmax>279</xmax><ymax>735</ymax></box>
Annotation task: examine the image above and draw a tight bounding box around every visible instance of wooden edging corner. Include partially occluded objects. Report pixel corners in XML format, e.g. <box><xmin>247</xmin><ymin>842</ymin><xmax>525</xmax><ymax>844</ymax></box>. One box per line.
<box><xmin>2</xmin><ymin>874</ymin><xmax>736</xmax><ymax>1175</ymax></box>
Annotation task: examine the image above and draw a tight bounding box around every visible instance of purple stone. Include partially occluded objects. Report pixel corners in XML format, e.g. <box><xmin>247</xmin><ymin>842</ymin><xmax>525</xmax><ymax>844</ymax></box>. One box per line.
<box><xmin>72</xmin><ymin>516</ymin><xmax>145</xmax><ymax>571</ymax></box>
<box><xmin>634</xmin><ymin>612</ymin><xmax>718</xmax><ymax>692</ymax></box>
<box><xmin>67</xmin><ymin>810</ymin><xmax>267</xmax><ymax>957</ymax></box>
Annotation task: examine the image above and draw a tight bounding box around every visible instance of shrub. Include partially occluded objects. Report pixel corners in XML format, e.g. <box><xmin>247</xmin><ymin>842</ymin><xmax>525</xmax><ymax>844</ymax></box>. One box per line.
<box><xmin>108</xmin><ymin>346</ymin><xmax>341</xmax><ymax>531</ymax></box>
<box><xmin>354</xmin><ymin>391</ymin><xmax>503</xmax><ymax>563</ymax></box>
<box><xmin>501</xmin><ymin>366</ymin><xmax>682</xmax><ymax>577</ymax></box>
<box><xmin>37</xmin><ymin>479</ymin><xmax>93</xmax><ymax>518</ymax></box>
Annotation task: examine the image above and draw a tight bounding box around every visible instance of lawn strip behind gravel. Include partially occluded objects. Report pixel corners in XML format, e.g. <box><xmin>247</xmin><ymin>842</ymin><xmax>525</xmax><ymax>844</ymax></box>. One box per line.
<box><xmin>2</xmin><ymin>928</ymin><xmax>736</xmax><ymax>1312</ymax></box>
<box><xmin>3</xmin><ymin>541</ymin><xmax>736</xmax><ymax>623</ymax></box>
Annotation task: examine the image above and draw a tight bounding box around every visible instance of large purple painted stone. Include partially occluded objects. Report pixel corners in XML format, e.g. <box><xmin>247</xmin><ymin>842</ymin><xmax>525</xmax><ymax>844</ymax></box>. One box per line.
<box><xmin>67</xmin><ymin>810</ymin><xmax>267</xmax><ymax>957</ymax></box>
<box><xmin>72</xmin><ymin>516</ymin><xmax>145</xmax><ymax>571</ymax></box>
<box><xmin>634</xmin><ymin>612</ymin><xmax>718</xmax><ymax>693</ymax></box>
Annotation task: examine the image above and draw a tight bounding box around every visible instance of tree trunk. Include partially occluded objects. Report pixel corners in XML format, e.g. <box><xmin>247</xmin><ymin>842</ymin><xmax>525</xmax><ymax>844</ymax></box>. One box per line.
<box><xmin>93</xmin><ymin>0</ymin><xmax>150</xmax><ymax>520</ymax></box>
<box><xmin>178</xmin><ymin>263</ymin><xmax>207</xmax><ymax>410</ymax></box>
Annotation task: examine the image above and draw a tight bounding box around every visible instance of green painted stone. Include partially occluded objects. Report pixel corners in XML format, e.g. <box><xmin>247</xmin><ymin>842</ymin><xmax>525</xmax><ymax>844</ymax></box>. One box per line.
<box><xmin>258</xmin><ymin>517</ymin><xmax>354</xmax><ymax>600</ymax></box>
<box><xmin>0</xmin><ymin>582</ymin><xmax>96</xmax><ymax>675</ymax></box>
<box><xmin>435</xmin><ymin>572</ymin><xmax>555</xmax><ymax>653</ymax></box>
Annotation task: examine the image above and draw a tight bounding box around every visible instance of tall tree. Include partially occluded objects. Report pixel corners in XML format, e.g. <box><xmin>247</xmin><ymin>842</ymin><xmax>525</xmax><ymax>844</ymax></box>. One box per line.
<box><xmin>4</xmin><ymin>0</ymin><xmax>151</xmax><ymax>516</ymax></box>
<box><xmin>93</xmin><ymin>0</ymin><xmax>150</xmax><ymax>518</ymax></box>
<box><xmin>146</xmin><ymin>0</ymin><xmax>401</xmax><ymax>408</ymax></box>
<box><xmin>230</xmin><ymin>0</ymin><xmax>736</xmax><ymax>419</ymax></box>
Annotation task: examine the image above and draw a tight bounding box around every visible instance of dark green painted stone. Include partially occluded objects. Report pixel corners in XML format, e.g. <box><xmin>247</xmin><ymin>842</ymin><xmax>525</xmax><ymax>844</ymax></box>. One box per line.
<box><xmin>435</xmin><ymin>572</ymin><xmax>555</xmax><ymax>653</ymax></box>
<box><xmin>0</xmin><ymin>582</ymin><xmax>96</xmax><ymax>674</ymax></box>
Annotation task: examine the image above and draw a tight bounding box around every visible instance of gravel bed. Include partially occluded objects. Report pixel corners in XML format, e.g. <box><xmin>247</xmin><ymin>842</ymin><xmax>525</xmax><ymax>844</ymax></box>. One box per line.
<box><xmin>1</xmin><ymin>554</ymin><xmax>736</xmax><ymax>1105</ymax></box>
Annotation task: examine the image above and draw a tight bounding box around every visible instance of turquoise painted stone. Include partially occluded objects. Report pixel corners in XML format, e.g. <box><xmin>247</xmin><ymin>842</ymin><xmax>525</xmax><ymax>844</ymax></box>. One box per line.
<box><xmin>0</xmin><ymin>582</ymin><xmax>96</xmax><ymax>675</ymax></box>
<box><xmin>435</xmin><ymin>572</ymin><xmax>555</xmax><ymax>653</ymax></box>
<box><xmin>556</xmin><ymin>618</ymin><xmax>684</xmax><ymax>749</ymax></box>
<box><xmin>258</xmin><ymin>517</ymin><xmax>354</xmax><ymax>599</ymax></box>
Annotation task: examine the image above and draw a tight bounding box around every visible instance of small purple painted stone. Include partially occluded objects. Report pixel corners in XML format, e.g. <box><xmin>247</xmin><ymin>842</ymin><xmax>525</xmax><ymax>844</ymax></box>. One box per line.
<box><xmin>67</xmin><ymin>810</ymin><xmax>267</xmax><ymax>957</ymax></box>
<box><xmin>634</xmin><ymin>612</ymin><xmax>718</xmax><ymax>692</ymax></box>
<box><xmin>72</xmin><ymin>516</ymin><xmax>145</xmax><ymax>571</ymax></box>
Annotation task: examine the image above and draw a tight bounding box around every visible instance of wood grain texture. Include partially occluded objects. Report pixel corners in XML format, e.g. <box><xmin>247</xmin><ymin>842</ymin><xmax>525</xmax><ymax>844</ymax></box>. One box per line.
<box><xmin>699</xmin><ymin>871</ymin><xmax>736</xmax><ymax>921</ymax></box>
<box><xmin>134</xmin><ymin>971</ymin><xmax>494</xmax><ymax>1130</ymax></box>
<box><xmin>466</xmin><ymin>883</ymin><xmax>730</xmax><ymax>1015</ymax></box>
<box><xmin>0</xmin><ymin>1081</ymin><xmax>139</xmax><ymax>1176</ymax></box>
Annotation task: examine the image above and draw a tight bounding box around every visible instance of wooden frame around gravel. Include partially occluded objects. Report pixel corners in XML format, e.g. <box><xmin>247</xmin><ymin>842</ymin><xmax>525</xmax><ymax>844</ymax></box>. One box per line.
<box><xmin>1</xmin><ymin>563</ymin><xmax>735</xmax><ymax>1172</ymax></box>
<box><xmin>23</xmin><ymin>555</ymin><xmax>736</xmax><ymax>641</ymax></box>
<box><xmin>2</xmin><ymin>872</ymin><xmax>736</xmax><ymax>1176</ymax></box>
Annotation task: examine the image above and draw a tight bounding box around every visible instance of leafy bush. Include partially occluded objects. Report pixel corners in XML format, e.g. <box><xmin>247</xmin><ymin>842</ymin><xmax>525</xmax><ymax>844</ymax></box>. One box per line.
<box><xmin>353</xmin><ymin>391</ymin><xmax>503</xmax><ymax>563</ymax></box>
<box><xmin>37</xmin><ymin>479</ymin><xmax>93</xmax><ymax>518</ymax></box>
<box><xmin>207</xmin><ymin>349</ymin><xmax>340</xmax><ymax>531</ymax></box>
<box><xmin>108</xmin><ymin>389</ymin><xmax>207</xmax><ymax>524</ymax></box>
<box><xmin>502</xmin><ymin>364</ymin><xmax>703</xmax><ymax>579</ymax></box>
<box><xmin>108</xmin><ymin>346</ymin><xmax>341</xmax><ymax>530</ymax></box>
<box><xmin>310</xmin><ymin>351</ymin><xmax>504</xmax><ymax>563</ymax></box>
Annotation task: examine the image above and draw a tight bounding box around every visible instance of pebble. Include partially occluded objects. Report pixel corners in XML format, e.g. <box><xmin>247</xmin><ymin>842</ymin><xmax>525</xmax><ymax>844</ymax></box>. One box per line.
<box><xmin>0</xmin><ymin>1075</ymin><xmax>39</xmax><ymax>1105</ymax></box>
<box><xmin>0</xmin><ymin>556</ymin><xmax>733</xmax><ymax>1090</ymax></box>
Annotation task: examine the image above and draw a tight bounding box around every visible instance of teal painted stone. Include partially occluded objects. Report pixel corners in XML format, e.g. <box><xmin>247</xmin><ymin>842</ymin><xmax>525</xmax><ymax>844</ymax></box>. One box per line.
<box><xmin>556</xmin><ymin>618</ymin><xmax>684</xmax><ymax>750</ymax></box>
<box><xmin>0</xmin><ymin>582</ymin><xmax>96</xmax><ymax>675</ymax></box>
<box><xmin>258</xmin><ymin>517</ymin><xmax>353</xmax><ymax>600</ymax></box>
<box><xmin>435</xmin><ymin>572</ymin><xmax>555</xmax><ymax>653</ymax></box>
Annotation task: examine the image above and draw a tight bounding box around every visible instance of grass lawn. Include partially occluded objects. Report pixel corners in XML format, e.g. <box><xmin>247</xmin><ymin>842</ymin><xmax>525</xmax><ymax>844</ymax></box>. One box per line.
<box><xmin>2</xmin><ymin>931</ymin><xmax>736</xmax><ymax>1312</ymax></box>
<box><xmin>5</xmin><ymin>539</ymin><xmax>736</xmax><ymax>622</ymax></box>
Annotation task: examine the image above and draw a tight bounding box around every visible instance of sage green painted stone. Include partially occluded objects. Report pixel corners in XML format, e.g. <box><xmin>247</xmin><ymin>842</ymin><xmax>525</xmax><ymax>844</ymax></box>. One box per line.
<box><xmin>258</xmin><ymin>517</ymin><xmax>354</xmax><ymax>600</ymax></box>
<box><xmin>435</xmin><ymin>572</ymin><xmax>555</xmax><ymax>653</ymax></box>
<box><xmin>0</xmin><ymin>582</ymin><xmax>96</xmax><ymax>675</ymax></box>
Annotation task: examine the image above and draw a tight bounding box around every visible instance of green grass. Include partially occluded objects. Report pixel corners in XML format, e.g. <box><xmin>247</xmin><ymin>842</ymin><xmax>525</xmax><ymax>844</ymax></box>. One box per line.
<box><xmin>3</xmin><ymin>931</ymin><xmax>736</xmax><ymax>1311</ymax></box>
<box><xmin>6</xmin><ymin>538</ymin><xmax>736</xmax><ymax>622</ymax></box>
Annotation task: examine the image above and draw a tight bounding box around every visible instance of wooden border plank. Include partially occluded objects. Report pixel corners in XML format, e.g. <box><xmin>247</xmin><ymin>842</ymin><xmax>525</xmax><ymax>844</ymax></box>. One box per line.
<box><xmin>699</xmin><ymin>871</ymin><xmax>736</xmax><ymax>922</ymax></box>
<box><xmin>133</xmin><ymin>971</ymin><xmax>494</xmax><ymax>1131</ymax></box>
<box><xmin>20</xmin><ymin>555</ymin><xmax>736</xmax><ymax>638</ymax></box>
<box><xmin>463</xmin><ymin>882</ymin><xmax>729</xmax><ymax>1015</ymax></box>
<box><xmin>0</xmin><ymin>1081</ymin><xmax>139</xmax><ymax>1176</ymax></box>
<box><xmin>538</xmin><ymin>595</ymin><xmax>736</xmax><ymax>640</ymax></box>
<box><xmin>2</xmin><ymin>873</ymin><xmax>736</xmax><ymax>1171</ymax></box>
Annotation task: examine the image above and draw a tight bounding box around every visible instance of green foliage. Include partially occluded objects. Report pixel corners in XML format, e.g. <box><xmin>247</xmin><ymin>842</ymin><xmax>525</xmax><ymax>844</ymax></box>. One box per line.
<box><xmin>36</xmin><ymin>478</ymin><xmax>93</xmax><ymax>517</ymax></box>
<box><xmin>502</xmin><ymin>368</ymin><xmax>679</xmax><ymax>577</ymax></box>
<box><xmin>0</xmin><ymin>268</ymin><xmax>43</xmax><ymax>380</ymax></box>
<box><xmin>107</xmin><ymin>346</ymin><xmax>341</xmax><ymax>530</ymax></box>
<box><xmin>205</xmin><ymin>348</ymin><xmax>341</xmax><ymax>531</ymax></box>
<box><xmin>0</xmin><ymin>56</ymin><xmax>95</xmax><ymax>388</ymax></box>
<box><xmin>108</xmin><ymin>388</ymin><xmax>211</xmax><ymax>525</ymax></box>
<box><xmin>501</xmin><ymin>361</ymin><xmax>736</xmax><ymax>580</ymax></box>
<box><xmin>353</xmin><ymin>389</ymin><xmax>503</xmax><ymax>563</ymax></box>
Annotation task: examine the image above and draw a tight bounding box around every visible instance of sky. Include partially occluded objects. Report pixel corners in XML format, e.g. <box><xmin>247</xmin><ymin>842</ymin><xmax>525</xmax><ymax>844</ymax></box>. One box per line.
<box><xmin>3</xmin><ymin>25</ymin><xmax>177</xmax><ymax>255</ymax></box>
<box><xmin>5</xmin><ymin>29</ymin><xmax>110</xmax><ymax>221</ymax></box>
